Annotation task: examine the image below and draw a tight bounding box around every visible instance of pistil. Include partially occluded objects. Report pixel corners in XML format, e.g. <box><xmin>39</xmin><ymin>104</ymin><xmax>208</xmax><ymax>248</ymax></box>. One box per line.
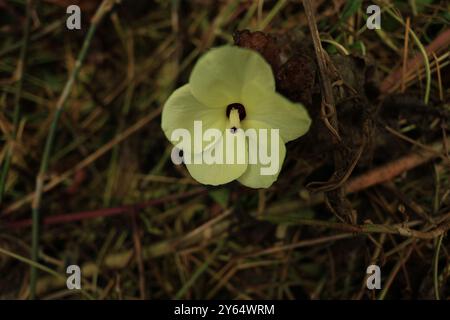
<box><xmin>226</xmin><ymin>103</ymin><xmax>246</xmax><ymax>133</ymax></box>
<box><xmin>229</xmin><ymin>109</ymin><xmax>241</xmax><ymax>132</ymax></box>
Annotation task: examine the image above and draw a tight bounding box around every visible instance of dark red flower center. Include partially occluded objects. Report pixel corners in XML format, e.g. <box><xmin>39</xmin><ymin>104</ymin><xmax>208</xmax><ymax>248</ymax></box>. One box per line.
<box><xmin>226</xmin><ymin>103</ymin><xmax>246</xmax><ymax>121</ymax></box>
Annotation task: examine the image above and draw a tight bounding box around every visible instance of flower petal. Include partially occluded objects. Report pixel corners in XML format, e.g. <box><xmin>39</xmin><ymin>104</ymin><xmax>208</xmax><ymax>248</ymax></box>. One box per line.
<box><xmin>238</xmin><ymin>120</ymin><xmax>286</xmax><ymax>189</ymax></box>
<box><xmin>243</xmin><ymin>89</ymin><xmax>311</xmax><ymax>143</ymax></box>
<box><xmin>161</xmin><ymin>84</ymin><xmax>227</xmax><ymax>154</ymax></box>
<box><xmin>184</xmin><ymin>128</ymin><xmax>248</xmax><ymax>186</ymax></box>
<box><xmin>189</xmin><ymin>46</ymin><xmax>275</xmax><ymax>107</ymax></box>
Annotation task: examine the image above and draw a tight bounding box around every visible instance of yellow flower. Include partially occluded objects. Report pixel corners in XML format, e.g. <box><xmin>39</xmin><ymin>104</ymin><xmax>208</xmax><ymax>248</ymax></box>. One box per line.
<box><xmin>162</xmin><ymin>46</ymin><xmax>311</xmax><ymax>188</ymax></box>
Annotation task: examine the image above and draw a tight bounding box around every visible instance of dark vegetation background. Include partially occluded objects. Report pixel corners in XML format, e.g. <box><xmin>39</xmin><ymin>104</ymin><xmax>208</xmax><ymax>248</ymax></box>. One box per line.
<box><xmin>0</xmin><ymin>0</ymin><xmax>449</xmax><ymax>299</ymax></box>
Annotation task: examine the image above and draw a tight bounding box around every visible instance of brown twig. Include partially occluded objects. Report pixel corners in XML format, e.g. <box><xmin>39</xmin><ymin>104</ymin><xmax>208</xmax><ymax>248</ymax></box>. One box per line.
<box><xmin>345</xmin><ymin>138</ymin><xmax>450</xmax><ymax>194</ymax></box>
<box><xmin>302</xmin><ymin>0</ymin><xmax>356</xmax><ymax>223</ymax></box>
<box><xmin>263</xmin><ymin>138</ymin><xmax>449</xmax><ymax>218</ymax></box>
<box><xmin>380</xmin><ymin>28</ymin><xmax>450</xmax><ymax>94</ymax></box>
<box><xmin>263</xmin><ymin>211</ymin><xmax>450</xmax><ymax>240</ymax></box>
<box><xmin>401</xmin><ymin>17</ymin><xmax>410</xmax><ymax>93</ymax></box>
<box><xmin>301</xmin><ymin>0</ymin><xmax>339</xmax><ymax>141</ymax></box>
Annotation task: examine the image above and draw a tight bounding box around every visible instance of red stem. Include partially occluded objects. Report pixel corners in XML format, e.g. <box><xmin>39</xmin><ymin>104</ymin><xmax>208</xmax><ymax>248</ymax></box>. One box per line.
<box><xmin>5</xmin><ymin>188</ymin><xmax>206</xmax><ymax>229</ymax></box>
